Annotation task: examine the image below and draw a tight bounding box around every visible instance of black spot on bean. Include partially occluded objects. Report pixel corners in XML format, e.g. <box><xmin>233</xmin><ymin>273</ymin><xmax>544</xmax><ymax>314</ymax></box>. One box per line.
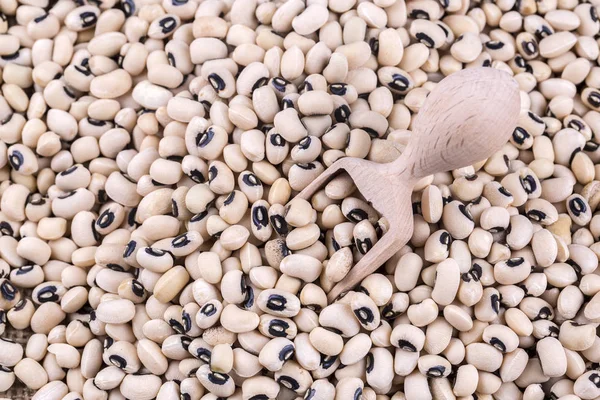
<box><xmin>1</xmin><ymin>51</ymin><xmax>20</xmax><ymax>61</ymax></box>
<box><xmin>506</xmin><ymin>258</ymin><xmax>524</xmax><ymax>267</ymax></box>
<box><xmin>266</xmin><ymin>294</ymin><xmax>287</xmax><ymax>311</ymax></box>
<box><xmin>180</xmin><ymin>336</ymin><xmax>191</xmax><ymax>350</ymax></box>
<box><xmin>381</xmin><ymin>303</ymin><xmax>398</xmax><ymax>320</ymax></box>
<box><xmin>172</xmin><ymin>233</ymin><xmax>191</xmax><ymax>248</ymax></box>
<box><xmin>8</xmin><ymin>150</ymin><xmax>23</xmax><ymax>170</ymax></box>
<box><xmin>159</xmin><ymin>16</ymin><xmax>177</xmax><ymax>34</ymax></box>
<box><xmin>0</xmin><ymin>222</ymin><xmax>13</xmax><ymax>237</ymax></box>
<box><xmin>426</xmin><ymin>366</ymin><xmax>445</xmax><ymax>377</ymax></box>
<box><xmin>329</xmin><ymin>83</ymin><xmax>347</xmax><ymax>96</ymax></box>
<box><xmin>208</xmin><ymin>73</ymin><xmax>226</xmax><ymax>92</ymax></box>
<box><xmin>109</xmin><ymin>355</ymin><xmax>127</xmax><ymax>369</ymax></box>
<box><xmin>208</xmin><ymin>165</ymin><xmax>218</xmax><ymax>182</ymax></box>
<box><xmin>80</xmin><ymin>11</ymin><xmax>97</xmax><ymax>27</ymax></box>
<box><xmin>486</xmin><ymin>41</ymin><xmax>505</xmax><ymax>50</ymax></box>
<box><xmin>304</xmin><ymin>389</ymin><xmax>316</xmax><ymax>400</ymax></box>
<box><xmin>397</xmin><ymin>340</ymin><xmax>417</xmax><ymax>352</ymax></box>
<box><xmin>569</xmin><ymin>197</ymin><xmax>587</xmax><ymax>216</ymax></box>
<box><xmin>0</xmin><ymin>281</ymin><xmax>17</xmax><ymax>301</ymax></box>
<box><xmin>145</xmin><ymin>247</ymin><xmax>167</xmax><ymax>257</ymax></box>
<box><xmin>277</xmin><ymin>376</ymin><xmax>299</xmax><ymax>391</ymax></box>
<box><xmin>490</xmin><ymin>294</ymin><xmax>500</xmax><ymax>313</ymax></box>
<box><xmin>37</xmin><ymin>286</ymin><xmax>59</xmax><ymax>303</ymax></box>
<box><xmin>196</xmin><ymin>348</ymin><xmax>211</xmax><ymax>363</ymax></box>
<box><xmin>270</xmin><ymin>214</ymin><xmax>288</xmax><ymax>236</ymax></box>
<box><xmin>278</xmin><ymin>344</ymin><xmax>294</xmax><ymax>361</ymax></box>
<box><xmin>458</xmin><ymin>204</ymin><xmax>473</xmax><ymax>221</ymax></box>
<box><xmin>271</xmin><ymin>77</ymin><xmax>289</xmax><ymax>92</ymax></box>
<box><xmin>490</xmin><ymin>337</ymin><xmax>506</xmax><ymax>352</ymax></box>
<box><xmin>356</xmin><ymin>238</ymin><xmax>373</xmax><ymax>255</ymax></box>
<box><xmin>440</xmin><ymin>232</ymin><xmax>452</xmax><ymax>246</ymax></box>
<box><xmin>33</xmin><ymin>13</ymin><xmax>49</xmax><ymax>23</ymax></box>
<box><xmin>252</xmin><ymin>77</ymin><xmax>269</xmax><ymax>91</ymax></box>
<box><xmin>410</xmin><ymin>9</ymin><xmax>429</xmax><ymax>18</ymax></box>
<box><xmin>196</xmin><ymin>128</ymin><xmax>215</xmax><ymax>148</ymax></box>
<box><xmin>268</xmin><ymin>319</ymin><xmax>290</xmax><ymax>337</ymax></box>
<box><xmin>389</xmin><ymin>73</ymin><xmax>410</xmax><ymax>91</ymax></box>
<box><xmin>243</xmin><ymin>286</ymin><xmax>255</xmax><ymax>309</ymax></box>
<box><xmin>188</xmin><ymin>169</ymin><xmax>206</xmax><ymax>183</ymax></box>
<box><xmin>415</xmin><ymin>32</ymin><xmax>434</xmax><ymax>47</ymax></box>
<box><xmin>368</xmin><ymin>37</ymin><xmax>379</xmax><ymax>55</ymax></box>
<box><xmin>208</xmin><ymin>371</ymin><xmax>229</xmax><ymax>385</ymax></box>
<box><xmin>334</xmin><ymin>104</ymin><xmax>351</xmax><ymax>122</ymax></box>
<box><xmin>512</xmin><ymin>127</ymin><xmax>529</xmax><ymax>144</ymax></box>
<box><xmin>535</xmin><ymin>306</ymin><xmax>552</xmax><ymax>320</ymax></box>
<box><xmin>191</xmin><ymin>210</ymin><xmax>208</xmax><ymax>222</ymax></box>
<box><xmin>201</xmin><ymin>303</ymin><xmax>216</xmax><ymax>317</ymax></box>
<box><xmin>526</xmin><ymin>209</ymin><xmax>546</xmax><ymax>222</ymax></box>
<box><xmin>169</xmin><ymin>318</ymin><xmax>185</xmax><ymax>334</ymax></box>
<box><xmin>590</xmin><ymin>373</ymin><xmax>600</xmax><ymax>388</ymax></box>
<box><xmin>13</xmin><ymin>299</ymin><xmax>26</xmax><ymax>311</ymax></box>
<box><xmin>97</xmin><ymin>210</ymin><xmax>115</xmax><ymax>229</ymax></box>
<box><xmin>346</xmin><ymin>208</ymin><xmax>368</xmax><ymax>222</ymax></box>
<box><xmin>123</xmin><ymin>241</ymin><xmax>136</xmax><ymax>258</ymax></box>
<box><xmin>589</xmin><ymin>91</ymin><xmax>600</xmax><ymax>108</ymax></box>
<box><xmin>366</xmin><ymin>352</ymin><xmax>374</xmax><ymax>373</ymax></box>
<box><xmin>223</xmin><ymin>192</ymin><xmax>235</xmax><ymax>206</ymax></box>
<box><xmin>270</xmin><ymin>133</ymin><xmax>286</xmax><ymax>147</ymax></box>
<box><xmin>252</xmin><ymin>206</ymin><xmax>269</xmax><ymax>229</ymax></box>
<box><xmin>353</xmin><ymin>306</ymin><xmax>375</xmax><ymax>324</ymax></box>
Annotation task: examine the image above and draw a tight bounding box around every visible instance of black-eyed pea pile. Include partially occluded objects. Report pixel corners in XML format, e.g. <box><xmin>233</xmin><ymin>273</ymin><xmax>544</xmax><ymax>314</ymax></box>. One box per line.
<box><xmin>3</xmin><ymin>0</ymin><xmax>600</xmax><ymax>399</ymax></box>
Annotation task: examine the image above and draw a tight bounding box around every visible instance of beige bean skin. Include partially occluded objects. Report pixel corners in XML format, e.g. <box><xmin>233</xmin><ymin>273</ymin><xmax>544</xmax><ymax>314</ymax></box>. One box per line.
<box><xmin>431</xmin><ymin>258</ymin><xmax>460</xmax><ymax>306</ymax></box>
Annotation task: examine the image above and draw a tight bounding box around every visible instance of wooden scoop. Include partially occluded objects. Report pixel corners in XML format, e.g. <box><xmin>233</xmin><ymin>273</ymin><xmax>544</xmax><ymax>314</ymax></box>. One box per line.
<box><xmin>297</xmin><ymin>67</ymin><xmax>521</xmax><ymax>302</ymax></box>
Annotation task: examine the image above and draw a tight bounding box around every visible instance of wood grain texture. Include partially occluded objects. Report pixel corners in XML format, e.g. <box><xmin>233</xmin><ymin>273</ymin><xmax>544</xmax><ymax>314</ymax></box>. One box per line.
<box><xmin>297</xmin><ymin>67</ymin><xmax>521</xmax><ymax>302</ymax></box>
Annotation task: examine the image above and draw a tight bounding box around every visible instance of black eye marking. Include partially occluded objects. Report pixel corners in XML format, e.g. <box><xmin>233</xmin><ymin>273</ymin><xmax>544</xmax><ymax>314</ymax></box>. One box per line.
<box><xmin>158</xmin><ymin>16</ymin><xmax>177</xmax><ymax>34</ymax></box>
<box><xmin>266</xmin><ymin>294</ymin><xmax>287</xmax><ymax>311</ymax></box>
<box><xmin>0</xmin><ymin>281</ymin><xmax>17</xmax><ymax>300</ymax></box>
<box><xmin>80</xmin><ymin>11</ymin><xmax>97</xmax><ymax>27</ymax></box>
<box><xmin>278</xmin><ymin>344</ymin><xmax>294</xmax><ymax>361</ymax></box>
<box><xmin>8</xmin><ymin>150</ymin><xmax>24</xmax><ymax>170</ymax></box>
<box><xmin>208</xmin><ymin>73</ymin><xmax>226</xmax><ymax>91</ymax></box>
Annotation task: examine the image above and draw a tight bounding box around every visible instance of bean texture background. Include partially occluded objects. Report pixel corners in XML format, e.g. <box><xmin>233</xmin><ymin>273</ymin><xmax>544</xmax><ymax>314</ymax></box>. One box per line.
<box><xmin>1</xmin><ymin>0</ymin><xmax>600</xmax><ymax>398</ymax></box>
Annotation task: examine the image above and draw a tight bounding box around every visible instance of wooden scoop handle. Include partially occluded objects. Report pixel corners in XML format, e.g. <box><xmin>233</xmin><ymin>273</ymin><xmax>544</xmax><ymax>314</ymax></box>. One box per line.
<box><xmin>393</xmin><ymin>67</ymin><xmax>521</xmax><ymax>179</ymax></box>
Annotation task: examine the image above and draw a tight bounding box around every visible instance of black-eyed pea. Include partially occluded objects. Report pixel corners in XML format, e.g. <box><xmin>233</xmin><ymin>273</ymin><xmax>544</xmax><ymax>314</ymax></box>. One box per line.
<box><xmin>13</xmin><ymin>357</ymin><xmax>47</xmax><ymax>390</ymax></box>
<box><xmin>118</xmin><ymin>373</ymin><xmax>162</xmax><ymax>400</ymax></box>
<box><xmin>30</xmin><ymin>381</ymin><xmax>69</xmax><ymax>400</ymax></box>
<box><xmin>257</xmin><ymin>337</ymin><xmax>294</xmax><ymax>372</ymax></box>
<box><xmin>442</xmin><ymin>304</ymin><xmax>473</xmax><ymax>332</ymax></box>
<box><xmin>544</xmin><ymin>263</ymin><xmax>578</xmax><ymax>288</ymax></box>
<box><xmin>241</xmin><ymin>376</ymin><xmax>280</xmax><ymax>399</ymax></box>
<box><xmin>406</xmin><ymin>298</ymin><xmax>438</xmax><ymax>327</ymax></box>
<box><xmin>151</xmin><ymin>265</ymin><xmax>189</xmax><ymax>304</ymax></box>
<box><xmin>46</xmin><ymin>343</ymin><xmax>79</xmax><ymax>370</ymax></box>
<box><xmin>273</xmin><ymin>360</ymin><xmax>313</xmax><ymax>395</ymax></box>
<box><xmin>431</xmin><ymin>258</ymin><xmax>460</xmax><ymax>306</ymax></box>
<box><xmin>573</xmin><ymin>370</ymin><xmax>600</xmax><ymax>400</ymax></box>
<box><xmin>417</xmin><ymin>354</ymin><xmax>451</xmax><ymax>379</ymax></box>
<box><xmin>494</xmin><ymin>257</ymin><xmax>531</xmax><ymax>285</ymax></box>
<box><xmin>474</xmin><ymin>287</ymin><xmax>501</xmax><ymax>322</ymax></box>
<box><xmin>96</xmin><ymin>298</ymin><xmax>135</xmax><ymax>324</ymax></box>
<box><xmin>219</xmin><ymin>303</ymin><xmax>259</xmax><ymax>333</ymax></box>
<box><xmin>402</xmin><ymin>370</ymin><xmax>431</xmax><ymax>400</ymax></box>
<box><xmin>0</xmin><ymin>337</ymin><xmax>23</xmax><ymax>367</ymax></box>
<box><xmin>209</xmin><ymin>343</ymin><xmax>233</xmax><ymax>374</ymax></box>
<box><xmin>325</xmin><ymin>247</ymin><xmax>353</xmax><ymax>283</ymax></box>
<box><xmin>423</xmin><ymin>229</ymin><xmax>452</xmax><ymax>263</ymax></box>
